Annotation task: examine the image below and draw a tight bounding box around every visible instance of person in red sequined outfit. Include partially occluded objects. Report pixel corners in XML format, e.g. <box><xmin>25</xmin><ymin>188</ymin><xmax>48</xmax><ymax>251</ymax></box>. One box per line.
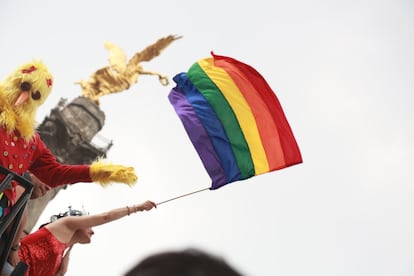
<box><xmin>14</xmin><ymin>200</ymin><xmax>156</xmax><ymax>276</ymax></box>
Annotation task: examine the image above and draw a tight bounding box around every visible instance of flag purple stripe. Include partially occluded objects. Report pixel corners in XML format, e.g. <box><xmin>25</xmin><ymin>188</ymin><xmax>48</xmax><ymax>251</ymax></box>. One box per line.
<box><xmin>173</xmin><ymin>73</ymin><xmax>242</xmax><ymax>188</ymax></box>
<box><xmin>168</xmin><ymin>84</ymin><xmax>227</xmax><ymax>188</ymax></box>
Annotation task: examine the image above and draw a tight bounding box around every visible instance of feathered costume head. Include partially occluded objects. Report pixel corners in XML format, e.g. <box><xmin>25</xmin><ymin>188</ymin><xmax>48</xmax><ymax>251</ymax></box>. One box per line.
<box><xmin>0</xmin><ymin>60</ymin><xmax>53</xmax><ymax>141</ymax></box>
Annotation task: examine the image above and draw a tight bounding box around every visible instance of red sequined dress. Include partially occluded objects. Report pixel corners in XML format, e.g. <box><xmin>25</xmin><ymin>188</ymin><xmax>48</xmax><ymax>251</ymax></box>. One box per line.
<box><xmin>18</xmin><ymin>227</ymin><xmax>67</xmax><ymax>276</ymax></box>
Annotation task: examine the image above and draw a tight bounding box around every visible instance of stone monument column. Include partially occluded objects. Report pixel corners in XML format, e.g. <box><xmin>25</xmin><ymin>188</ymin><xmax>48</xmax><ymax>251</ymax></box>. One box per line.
<box><xmin>24</xmin><ymin>96</ymin><xmax>112</xmax><ymax>232</ymax></box>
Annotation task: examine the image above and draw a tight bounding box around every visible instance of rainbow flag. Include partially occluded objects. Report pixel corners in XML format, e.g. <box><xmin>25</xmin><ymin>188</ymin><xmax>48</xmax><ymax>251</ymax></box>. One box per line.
<box><xmin>168</xmin><ymin>52</ymin><xmax>302</xmax><ymax>190</ymax></box>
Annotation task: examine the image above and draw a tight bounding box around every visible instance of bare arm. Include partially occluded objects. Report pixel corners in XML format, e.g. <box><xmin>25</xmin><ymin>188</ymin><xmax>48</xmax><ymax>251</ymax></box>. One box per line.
<box><xmin>69</xmin><ymin>200</ymin><xmax>156</xmax><ymax>229</ymax></box>
<box><xmin>46</xmin><ymin>200</ymin><xmax>156</xmax><ymax>243</ymax></box>
<box><xmin>56</xmin><ymin>246</ymin><xmax>72</xmax><ymax>276</ymax></box>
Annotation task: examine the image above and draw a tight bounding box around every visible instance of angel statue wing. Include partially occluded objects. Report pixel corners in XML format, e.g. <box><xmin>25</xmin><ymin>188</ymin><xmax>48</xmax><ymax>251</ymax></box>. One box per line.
<box><xmin>104</xmin><ymin>42</ymin><xmax>127</xmax><ymax>73</ymax></box>
<box><xmin>127</xmin><ymin>34</ymin><xmax>182</xmax><ymax>68</ymax></box>
<box><xmin>76</xmin><ymin>35</ymin><xmax>181</xmax><ymax>105</ymax></box>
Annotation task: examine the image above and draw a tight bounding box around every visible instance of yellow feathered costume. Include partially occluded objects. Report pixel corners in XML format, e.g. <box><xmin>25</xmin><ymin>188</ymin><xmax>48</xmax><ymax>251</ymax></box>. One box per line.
<box><xmin>0</xmin><ymin>60</ymin><xmax>137</xmax><ymax>212</ymax></box>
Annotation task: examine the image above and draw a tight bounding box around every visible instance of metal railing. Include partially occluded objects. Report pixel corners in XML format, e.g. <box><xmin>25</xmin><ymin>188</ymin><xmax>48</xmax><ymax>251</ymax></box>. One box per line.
<box><xmin>0</xmin><ymin>166</ymin><xmax>33</xmax><ymax>275</ymax></box>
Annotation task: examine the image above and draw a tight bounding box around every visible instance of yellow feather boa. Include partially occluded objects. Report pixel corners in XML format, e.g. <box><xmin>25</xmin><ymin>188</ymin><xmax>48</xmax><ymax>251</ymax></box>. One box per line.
<box><xmin>90</xmin><ymin>159</ymin><xmax>137</xmax><ymax>187</ymax></box>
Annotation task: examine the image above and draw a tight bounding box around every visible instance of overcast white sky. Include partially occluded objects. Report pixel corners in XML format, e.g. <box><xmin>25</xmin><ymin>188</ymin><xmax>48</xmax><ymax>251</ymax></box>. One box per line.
<box><xmin>1</xmin><ymin>0</ymin><xmax>414</xmax><ymax>275</ymax></box>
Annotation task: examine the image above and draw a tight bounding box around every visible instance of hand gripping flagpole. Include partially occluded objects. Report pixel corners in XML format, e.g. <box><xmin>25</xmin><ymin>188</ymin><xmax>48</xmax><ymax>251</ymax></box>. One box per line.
<box><xmin>156</xmin><ymin>187</ymin><xmax>210</xmax><ymax>206</ymax></box>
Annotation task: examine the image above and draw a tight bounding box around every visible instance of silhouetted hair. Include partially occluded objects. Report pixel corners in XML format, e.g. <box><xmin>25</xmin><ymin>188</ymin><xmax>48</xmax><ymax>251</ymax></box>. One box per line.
<box><xmin>125</xmin><ymin>248</ymin><xmax>243</xmax><ymax>276</ymax></box>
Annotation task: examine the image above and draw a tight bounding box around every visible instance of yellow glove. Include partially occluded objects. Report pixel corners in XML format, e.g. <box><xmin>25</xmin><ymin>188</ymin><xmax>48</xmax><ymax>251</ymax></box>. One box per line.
<box><xmin>90</xmin><ymin>159</ymin><xmax>137</xmax><ymax>187</ymax></box>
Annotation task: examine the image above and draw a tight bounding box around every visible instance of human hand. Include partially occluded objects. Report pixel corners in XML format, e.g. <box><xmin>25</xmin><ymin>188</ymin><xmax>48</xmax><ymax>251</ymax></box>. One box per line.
<box><xmin>8</xmin><ymin>249</ymin><xmax>20</xmax><ymax>267</ymax></box>
<box><xmin>29</xmin><ymin>173</ymin><xmax>51</xmax><ymax>199</ymax></box>
<box><xmin>134</xmin><ymin>200</ymin><xmax>157</xmax><ymax>212</ymax></box>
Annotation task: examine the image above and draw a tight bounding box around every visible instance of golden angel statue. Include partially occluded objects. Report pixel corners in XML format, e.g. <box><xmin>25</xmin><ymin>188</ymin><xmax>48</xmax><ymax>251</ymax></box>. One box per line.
<box><xmin>76</xmin><ymin>34</ymin><xmax>181</xmax><ymax>104</ymax></box>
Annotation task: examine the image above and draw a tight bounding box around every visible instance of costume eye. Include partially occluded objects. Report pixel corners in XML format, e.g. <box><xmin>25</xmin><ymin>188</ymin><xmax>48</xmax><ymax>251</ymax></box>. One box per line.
<box><xmin>20</xmin><ymin>82</ymin><xmax>31</xmax><ymax>91</ymax></box>
<box><xmin>32</xmin><ymin>91</ymin><xmax>41</xmax><ymax>100</ymax></box>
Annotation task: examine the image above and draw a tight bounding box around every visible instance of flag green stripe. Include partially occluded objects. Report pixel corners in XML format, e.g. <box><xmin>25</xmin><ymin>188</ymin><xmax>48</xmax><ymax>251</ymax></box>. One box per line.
<box><xmin>187</xmin><ymin>62</ymin><xmax>255</xmax><ymax>179</ymax></box>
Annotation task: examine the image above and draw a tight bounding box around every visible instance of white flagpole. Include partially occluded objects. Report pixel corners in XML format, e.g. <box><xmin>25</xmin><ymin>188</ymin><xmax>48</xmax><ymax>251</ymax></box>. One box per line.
<box><xmin>156</xmin><ymin>187</ymin><xmax>210</xmax><ymax>205</ymax></box>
